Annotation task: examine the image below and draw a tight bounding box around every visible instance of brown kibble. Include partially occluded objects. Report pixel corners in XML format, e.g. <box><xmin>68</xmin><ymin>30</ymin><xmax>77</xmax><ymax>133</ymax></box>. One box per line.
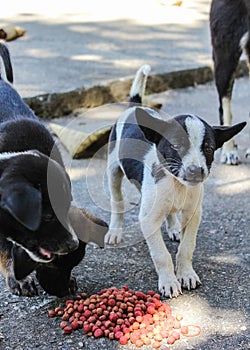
<box><xmin>60</xmin><ymin>321</ymin><xmax>68</xmax><ymax>329</ymax></box>
<box><xmin>48</xmin><ymin>310</ymin><xmax>56</xmax><ymax>318</ymax></box>
<box><xmin>152</xmin><ymin>340</ymin><xmax>161</xmax><ymax>348</ymax></box>
<box><xmin>109</xmin><ymin>332</ymin><xmax>115</xmax><ymax>340</ymax></box>
<box><xmin>96</xmin><ymin>307</ymin><xmax>103</xmax><ymax>315</ymax></box>
<box><xmin>67</xmin><ymin>307</ymin><xmax>74</xmax><ymax>315</ymax></box>
<box><xmin>62</xmin><ymin>313</ymin><xmax>69</xmax><ymax>321</ymax></box>
<box><xmin>176</xmin><ymin>313</ymin><xmax>183</xmax><ymax>321</ymax></box>
<box><xmin>63</xmin><ymin>326</ymin><xmax>73</xmax><ymax>335</ymax></box>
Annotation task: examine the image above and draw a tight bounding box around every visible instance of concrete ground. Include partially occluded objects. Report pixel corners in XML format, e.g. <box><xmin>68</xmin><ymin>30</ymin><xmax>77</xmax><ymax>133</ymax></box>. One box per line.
<box><xmin>0</xmin><ymin>0</ymin><xmax>249</xmax><ymax>349</ymax></box>
<box><xmin>0</xmin><ymin>0</ymin><xmax>211</xmax><ymax>97</ymax></box>
<box><xmin>0</xmin><ymin>77</ymin><xmax>249</xmax><ymax>349</ymax></box>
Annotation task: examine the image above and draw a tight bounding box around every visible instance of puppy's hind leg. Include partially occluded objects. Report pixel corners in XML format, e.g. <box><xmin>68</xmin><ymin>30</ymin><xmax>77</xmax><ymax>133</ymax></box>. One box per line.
<box><xmin>166</xmin><ymin>213</ymin><xmax>181</xmax><ymax>241</ymax></box>
<box><xmin>105</xmin><ymin>164</ymin><xmax>125</xmax><ymax>245</ymax></box>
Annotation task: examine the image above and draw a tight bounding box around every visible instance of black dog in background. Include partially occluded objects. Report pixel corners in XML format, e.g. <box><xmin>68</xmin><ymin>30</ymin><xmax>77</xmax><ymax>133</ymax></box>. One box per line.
<box><xmin>0</xmin><ymin>43</ymin><xmax>107</xmax><ymax>297</ymax></box>
<box><xmin>210</xmin><ymin>0</ymin><xmax>250</xmax><ymax>164</ymax></box>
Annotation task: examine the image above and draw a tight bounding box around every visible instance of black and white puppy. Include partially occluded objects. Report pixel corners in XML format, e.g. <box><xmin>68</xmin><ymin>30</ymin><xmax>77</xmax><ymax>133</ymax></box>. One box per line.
<box><xmin>0</xmin><ymin>43</ymin><xmax>107</xmax><ymax>297</ymax></box>
<box><xmin>210</xmin><ymin>0</ymin><xmax>250</xmax><ymax>164</ymax></box>
<box><xmin>105</xmin><ymin>65</ymin><xmax>246</xmax><ymax>297</ymax></box>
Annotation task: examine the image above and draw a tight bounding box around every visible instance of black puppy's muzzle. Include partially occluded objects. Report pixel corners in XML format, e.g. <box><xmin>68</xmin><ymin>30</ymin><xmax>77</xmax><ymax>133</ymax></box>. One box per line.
<box><xmin>184</xmin><ymin>165</ymin><xmax>205</xmax><ymax>184</ymax></box>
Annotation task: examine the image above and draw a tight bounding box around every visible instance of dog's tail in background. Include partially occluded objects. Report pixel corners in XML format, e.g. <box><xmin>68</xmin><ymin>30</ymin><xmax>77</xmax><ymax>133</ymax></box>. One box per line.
<box><xmin>0</xmin><ymin>42</ymin><xmax>13</xmax><ymax>83</ymax></box>
<box><xmin>129</xmin><ymin>64</ymin><xmax>151</xmax><ymax>105</ymax></box>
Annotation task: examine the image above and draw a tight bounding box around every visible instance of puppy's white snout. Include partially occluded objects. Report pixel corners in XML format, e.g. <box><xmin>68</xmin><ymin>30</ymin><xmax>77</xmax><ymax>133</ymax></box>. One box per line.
<box><xmin>185</xmin><ymin>165</ymin><xmax>205</xmax><ymax>184</ymax></box>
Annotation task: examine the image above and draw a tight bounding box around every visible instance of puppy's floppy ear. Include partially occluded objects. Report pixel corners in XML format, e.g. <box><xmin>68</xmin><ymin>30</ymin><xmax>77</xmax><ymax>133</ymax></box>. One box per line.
<box><xmin>12</xmin><ymin>244</ymin><xmax>38</xmax><ymax>280</ymax></box>
<box><xmin>135</xmin><ymin>107</ymin><xmax>169</xmax><ymax>144</ymax></box>
<box><xmin>213</xmin><ymin>122</ymin><xmax>247</xmax><ymax>149</ymax></box>
<box><xmin>0</xmin><ymin>182</ymin><xmax>42</xmax><ymax>231</ymax></box>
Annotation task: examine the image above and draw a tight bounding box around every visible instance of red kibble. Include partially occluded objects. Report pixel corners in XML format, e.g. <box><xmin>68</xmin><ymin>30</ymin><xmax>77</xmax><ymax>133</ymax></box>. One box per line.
<box><xmin>147</xmin><ymin>306</ymin><xmax>156</xmax><ymax>315</ymax></box>
<box><xmin>71</xmin><ymin>321</ymin><xmax>79</xmax><ymax>330</ymax></box>
<box><xmin>83</xmin><ymin>310</ymin><xmax>92</xmax><ymax>318</ymax></box>
<box><xmin>135</xmin><ymin>339</ymin><xmax>144</xmax><ymax>348</ymax></box>
<box><xmin>63</xmin><ymin>326</ymin><xmax>73</xmax><ymax>334</ymax></box>
<box><xmin>62</xmin><ymin>313</ymin><xmax>69</xmax><ymax>321</ymax></box>
<box><xmin>104</xmin><ymin>329</ymin><xmax>110</xmax><ymax>337</ymax></box>
<box><xmin>67</xmin><ymin>307</ymin><xmax>74</xmax><ymax>315</ymax></box>
<box><xmin>88</xmin><ymin>303</ymin><xmax>96</xmax><ymax>310</ymax></box>
<box><xmin>88</xmin><ymin>316</ymin><xmax>96</xmax><ymax>324</ymax></box>
<box><xmin>96</xmin><ymin>307</ymin><xmax>103</xmax><ymax>315</ymax></box>
<box><xmin>181</xmin><ymin>325</ymin><xmax>189</xmax><ymax>335</ymax></box>
<box><xmin>167</xmin><ymin>335</ymin><xmax>176</xmax><ymax>344</ymax></box>
<box><xmin>109</xmin><ymin>332</ymin><xmax>115</xmax><ymax>340</ymax></box>
<box><xmin>48</xmin><ymin>310</ymin><xmax>56</xmax><ymax>318</ymax></box>
<box><xmin>60</xmin><ymin>321</ymin><xmax>68</xmax><ymax>329</ymax></box>
<box><xmin>83</xmin><ymin>324</ymin><xmax>92</xmax><ymax>333</ymax></box>
<box><xmin>77</xmin><ymin>304</ymin><xmax>84</xmax><ymax>313</ymax></box>
<box><xmin>94</xmin><ymin>328</ymin><xmax>103</xmax><ymax>338</ymax></box>
<box><xmin>119</xmin><ymin>335</ymin><xmax>128</xmax><ymax>345</ymax></box>
<box><xmin>173</xmin><ymin>320</ymin><xmax>181</xmax><ymax>329</ymax></box>
<box><xmin>109</xmin><ymin>312</ymin><xmax>118</xmax><ymax>323</ymax></box>
<box><xmin>115</xmin><ymin>331</ymin><xmax>123</xmax><ymax>340</ymax></box>
<box><xmin>152</xmin><ymin>340</ymin><xmax>161</xmax><ymax>348</ymax></box>
<box><xmin>108</xmin><ymin>298</ymin><xmax>116</xmax><ymax>307</ymax></box>
<box><xmin>172</xmin><ymin>330</ymin><xmax>181</xmax><ymax>340</ymax></box>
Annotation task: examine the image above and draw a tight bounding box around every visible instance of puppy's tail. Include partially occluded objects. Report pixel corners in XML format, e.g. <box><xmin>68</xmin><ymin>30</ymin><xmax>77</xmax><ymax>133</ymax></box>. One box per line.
<box><xmin>0</xmin><ymin>42</ymin><xmax>13</xmax><ymax>83</ymax></box>
<box><xmin>129</xmin><ymin>64</ymin><xmax>151</xmax><ymax>105</ymax></box>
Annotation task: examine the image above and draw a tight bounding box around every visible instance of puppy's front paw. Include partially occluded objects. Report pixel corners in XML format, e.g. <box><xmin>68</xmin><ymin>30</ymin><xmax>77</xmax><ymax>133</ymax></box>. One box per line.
<box><xmin>69</xmin><ymin>275</ymin><xmax>77</xmax><ymax>294</ymax></box>
<box><xmin>158</xmin><ymin>274</ymin><xmax>182</xmax><ymax>298</ymax></box>
<box><xmin>105</xmin><ymin>228</ymin><xmax>123</xmax><ymax>245</ymax></box>
<box><xmin>7</xmin><ymin>274</ymin><xmax>37</xmax><ymax>296</ymax></box>
<box><xmin>176</xmin><ymin>267</ymin><xmax>201</xmax><ymax>290</ymax></box>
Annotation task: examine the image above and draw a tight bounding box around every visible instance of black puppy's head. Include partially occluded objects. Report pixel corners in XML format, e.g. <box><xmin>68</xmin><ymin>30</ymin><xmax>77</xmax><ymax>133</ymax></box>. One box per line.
<box><xmin>135</xmin><ymin>108</ymin><xmax>246</xmax><ymax>185</ymax></box>
<box><xmin>0</xmin><ymin>150</ymin><xmax>79</xmax><ymax>263</ymax></box>
<box><xmin>12</xmin><ymin>241</ymin><xmax>86</xmax><ymax>297</ymax></box>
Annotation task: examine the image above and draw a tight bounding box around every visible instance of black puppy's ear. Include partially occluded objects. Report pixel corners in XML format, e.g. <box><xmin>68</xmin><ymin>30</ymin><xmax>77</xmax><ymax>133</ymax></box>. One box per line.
<box><xmin>1</xmin><ymin>183</ymin><xmax>42</xmax><ymax>231</ymax></box>
<box><xmin>213</xmin><ymin>122</ymin><xmax>247</xmax><ymax>149</ymax></box>
<box><xmin>12</xmin><ymin>244</ymin><xmax>38</xmax><ymax>280</ymax></box>
<box><xmin>135</xmin><ymin>107</ymin><xmax>169</xmax><ymax>144</ymax></box>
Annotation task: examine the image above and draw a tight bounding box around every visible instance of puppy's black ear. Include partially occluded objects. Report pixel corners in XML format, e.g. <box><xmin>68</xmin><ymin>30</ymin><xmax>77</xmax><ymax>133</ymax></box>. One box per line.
<box><xmin>1</xmin><ymin>183</ymin><xmax>42</xmax><ymax>231</ymax></box>
<box><xmin>213</xmin><ymin>122</ymin><xmax>247</xmax><ymax>149</ymax></box>
<box><xmin>12</xmin><ymin>244</ymin><xmax>38</xmax><ymax>280</ymax></box>
<box><xmin>135</xmin><ymin>107</ymin><xmax>168</xmax><ymax>144</ymax></box>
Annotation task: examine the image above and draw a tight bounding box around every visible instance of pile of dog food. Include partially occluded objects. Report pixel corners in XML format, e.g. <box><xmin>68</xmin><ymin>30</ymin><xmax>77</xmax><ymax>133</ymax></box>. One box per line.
<box><xmin>48</xmin><ymin>286</ymin><xmax>201</xmax><ymax>348</ymax></box>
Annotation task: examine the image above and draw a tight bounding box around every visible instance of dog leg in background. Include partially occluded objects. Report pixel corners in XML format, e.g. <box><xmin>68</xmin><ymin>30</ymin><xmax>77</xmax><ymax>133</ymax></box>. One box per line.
<box><xmin>175</xmin><ymin>186</ymin><xmax>203</xmax><ymax>290</ymax></box>
<box><xmin>242</xmin><ymin>33</ymin><xmax>250</xmax><ymax>158</ymax></box>
<box><xmin>210</xmin><ymin>0</ymin><xmax>247</xmax><ymax>164</ymax></box>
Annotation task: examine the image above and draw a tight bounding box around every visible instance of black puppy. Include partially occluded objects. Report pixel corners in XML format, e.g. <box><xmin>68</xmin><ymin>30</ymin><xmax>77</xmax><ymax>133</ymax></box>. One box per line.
<box><xmin>0</xmin><ymin>43</ymin><xmax>107</xmax><ymax>297</ymax></box>
<box><xmin>210</xmin><ymin>0</ymin><xmax>250</xmax><ymax>164</ymax></box>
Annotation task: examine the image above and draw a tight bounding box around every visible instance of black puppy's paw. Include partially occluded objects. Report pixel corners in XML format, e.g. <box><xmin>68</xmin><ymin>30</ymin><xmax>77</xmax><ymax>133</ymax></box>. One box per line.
<box><xmin>7</xmin><ymin>274</ymin><xmax>37</xmax><ymax>296</ymax></box>
<box><xmin>69</xmin><ymin>275</ymin><xmax>77</xmax><ymax>294</ymax></box>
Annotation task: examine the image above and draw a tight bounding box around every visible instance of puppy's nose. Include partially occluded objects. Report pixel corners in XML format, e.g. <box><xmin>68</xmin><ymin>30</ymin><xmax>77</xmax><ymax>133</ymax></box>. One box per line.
<box><xmin>185</xmin><ymin>165</ymin><xmax>205</xmax><ymax>183</ymax></box>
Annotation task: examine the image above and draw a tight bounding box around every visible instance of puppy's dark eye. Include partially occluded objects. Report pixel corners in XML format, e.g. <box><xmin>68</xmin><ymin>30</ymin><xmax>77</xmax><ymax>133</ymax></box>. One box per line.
<box><xmin>42</xmin><ymin>213</ymin><xmax>54</xmax><ymax>222</ymax></box>
<box><xmin>171</xmin><ymin>144</ymin><xmax>180</xmax><ymax>151</ymax></box>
